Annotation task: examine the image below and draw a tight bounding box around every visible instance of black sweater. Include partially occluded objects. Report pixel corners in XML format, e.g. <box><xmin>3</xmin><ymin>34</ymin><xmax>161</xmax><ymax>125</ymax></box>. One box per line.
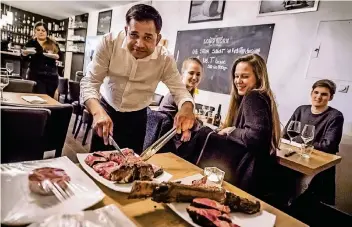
<box><xmin>228</xmin><ymin>90</ymin><xmax>273</xmax><ymax>155</ymax></box>
<box><xmin>23</xmin><ymin>39</ymin><xmax>62</xmax><ymax>76</ymax></box>
<box><xmin>283</xmin><ymin>105</ymin><xmax>344</xmax><ymax>154</ymax></box>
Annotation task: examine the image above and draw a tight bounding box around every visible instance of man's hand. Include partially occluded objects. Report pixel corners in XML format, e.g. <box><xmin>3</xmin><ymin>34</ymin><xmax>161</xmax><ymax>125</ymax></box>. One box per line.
<box><xmin>174</xmin><ymin>101</ymin><xmax>195</xmax><ymax>134</ymax></box>
<box><xmin>86</xmin><ymin>99</ymin><xmax>113</xmax><ymax>145</ymax></box>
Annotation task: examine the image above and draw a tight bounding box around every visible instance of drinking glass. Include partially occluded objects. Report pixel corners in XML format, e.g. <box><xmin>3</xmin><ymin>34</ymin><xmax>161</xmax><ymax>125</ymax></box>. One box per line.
<box><xmin>287</xmin><ymin>120</ymin><xmax>301</xmax><ymax>148</ymax></box>
<box><xmin>204</xmin><ymin>167</ymin><xmax>225</xmax><ymax>187</ymax></box>
<box><xmin>301</xmin><ymin>124</ymin><xmax>315</xmax><ymax>158</ymax></box>
<box><xmin>0</xmin><ymin>73</ymin><xmax>10</xmax><ymax>101</ymax></box>
<box><xmin>6</xmin><ymin>62</ymin><xmax>14</xmax><ymax>76</ymax></box>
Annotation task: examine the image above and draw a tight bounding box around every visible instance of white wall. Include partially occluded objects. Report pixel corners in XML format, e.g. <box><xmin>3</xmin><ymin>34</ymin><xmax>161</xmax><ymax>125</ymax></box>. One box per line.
<box><xmin>86</xmin><ymin>0</ymin><xmax>352</xmax><ymax>136</ymax></box>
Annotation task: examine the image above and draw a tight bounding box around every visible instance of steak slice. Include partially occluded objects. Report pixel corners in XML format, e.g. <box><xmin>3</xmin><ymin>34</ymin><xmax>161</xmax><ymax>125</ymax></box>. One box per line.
<box><xmin>84</xmin><ymin>154</ymin><xmax>108</xmax><ymax>167</ymax></box>
<box><xmin>93</xmin><ymin>161</ymin><xmax>119</xmax><ymax>178</ymax></box>
<box><xmin>192</xmin><ymin>198</ymin><xmax>231</xmax><ymax>214</ymax></box>
<box><xmin>110</xmin><ymin>163</ymin><xmax>136</xmax><ymax>183</ymax></box>
<box><xmin>224</xmin><ymin>192</ymin><xmax>260</xmax><ymax>214</ymax></box>
<box><xmin>192</xmin><ymin>176</ymin><xmax>208</xmax><ymax>186</ymax></box>
<box><xmin>151</xmin><ymin>164</ymin><xmax>164</xmax><ymax>178</ymax></box>
<box><xmin>92</xmin><ymin>151</ymin><xmax>110</xmax><ymax>159</ymax></box>
<box><xmin>135</xmin><ymin>162</ymin><xmax>154</xmax><ymax>181</ymax></box>
<box><xmin>109</xmin><ymin>152</ymin><xmax>125</xmax><ymax>165</ymax></box>
<box><xmin>28</xmin><ymin>167</ymin><xmax>70</xmax><ymax>196</ymax></box>
<box><xmin>186</xmin><ymin>206</ymin><xmax>240</xmax><ymax>227</ymax></box>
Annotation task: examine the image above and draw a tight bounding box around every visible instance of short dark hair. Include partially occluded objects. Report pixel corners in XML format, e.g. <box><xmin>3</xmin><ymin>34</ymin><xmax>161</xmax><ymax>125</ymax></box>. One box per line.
<box><xmin>125</xmin><ymin>4</ymin><xmax>162</xmax><ymax>33</ymax></box>
<box><xmin>312</xmin><ymin>79</ymin><xmax>336</xmax><ymax>96</ymax></box>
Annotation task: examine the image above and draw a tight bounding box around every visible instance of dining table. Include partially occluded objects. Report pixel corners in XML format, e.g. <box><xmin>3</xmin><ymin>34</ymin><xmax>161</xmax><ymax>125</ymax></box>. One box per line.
<box><xmin>83</xmin><ymin>152</ymin><xmax>308</xmax><ymax>227</ymax></box>
<box><xmin>1</xmin><ymin>92</ymin><xmax>61</xmax><ymax>106</ymax></box>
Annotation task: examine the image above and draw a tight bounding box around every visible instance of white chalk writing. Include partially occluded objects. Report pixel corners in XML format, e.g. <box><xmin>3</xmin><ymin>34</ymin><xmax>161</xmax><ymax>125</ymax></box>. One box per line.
<box><xmin>203</xmin><ymin>36</ymin><xmax>230</xmax><ymax>46</ymax></box>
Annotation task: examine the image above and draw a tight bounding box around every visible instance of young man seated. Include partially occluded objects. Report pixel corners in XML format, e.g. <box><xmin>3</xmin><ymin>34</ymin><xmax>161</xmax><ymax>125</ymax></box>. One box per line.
<box><xmin>282</xmin><ymin>79</ymin><xmax>344</xmax><ymax>205</ymax></box>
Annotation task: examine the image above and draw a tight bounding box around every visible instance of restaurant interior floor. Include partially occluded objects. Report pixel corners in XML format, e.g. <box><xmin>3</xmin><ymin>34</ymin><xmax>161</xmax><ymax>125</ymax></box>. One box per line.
<box><xmin>59</xmin><ymin>116</ymin><xmax>352</xmax><ymax>216</ymax></box>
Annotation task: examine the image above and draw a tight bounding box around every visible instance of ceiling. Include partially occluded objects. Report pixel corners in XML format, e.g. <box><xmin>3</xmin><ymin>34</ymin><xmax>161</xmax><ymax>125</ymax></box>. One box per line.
<box><xmin>2</xmin><ymin>1</ymin><xmax>140</xmax><ymax>20</ymax></box>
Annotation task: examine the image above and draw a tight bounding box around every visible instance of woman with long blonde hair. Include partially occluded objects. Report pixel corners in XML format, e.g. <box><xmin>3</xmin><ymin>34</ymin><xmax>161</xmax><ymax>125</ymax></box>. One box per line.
<box><xmin>177</xmin><ymin>54</ymin><xmax>280</xmax><ymax>197</ymax></box>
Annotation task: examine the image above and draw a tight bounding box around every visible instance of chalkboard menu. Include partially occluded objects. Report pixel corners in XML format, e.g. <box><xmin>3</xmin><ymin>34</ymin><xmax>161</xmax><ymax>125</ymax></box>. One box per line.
<box><xmin>174</xmin><ymin>24</ymin><xmax>275</xmax><ymax>94</ymax></box>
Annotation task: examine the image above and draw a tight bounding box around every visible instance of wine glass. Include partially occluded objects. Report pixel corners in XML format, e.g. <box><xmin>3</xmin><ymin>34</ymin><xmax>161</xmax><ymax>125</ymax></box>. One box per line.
<box><xmin>6</xmin><ymin>63</ymin><xmax>14</xmax><ymax>76</ymax></box>
<box><xmin>286</xmin><ymin>121</ymin><xmax>301</xmax><ymax>153</ymax></box>
<box><xmin>301</xmin><ymin>124</ymin><xmax>315</xmax><ymax>158</ymax></box>
<box><xmin>0</xmin><ymin>73</ymin><xmax>10</xmax><ymax>101</ymax></box>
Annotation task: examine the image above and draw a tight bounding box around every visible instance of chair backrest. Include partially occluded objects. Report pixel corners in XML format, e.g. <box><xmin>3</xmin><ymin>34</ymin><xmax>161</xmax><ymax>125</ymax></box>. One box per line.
<box><xmin>1</xmin><ymin>106</ymin><xmax>50</xmax><ymax>163</ymax></box>
<box><xmin>150</xmin><ymin>93</ymin><xmax>164</xmax><ymax>106</ymax></box>
<box><xmin>143</xmin><ymin>108</ymin><xmax>176</xmax><ymax>153</ymax></box>
<box><xmin>3</xmin><ymin>79</ymin><xmax>36</xmax><ymax>93</ymax></box>
<box><xmin>75</xmin><ymin>71</ymin><xmax>84</xmax><ymax>82</ymax></box>
<box><xmin>69</xmin><ymin>80</ymin><xmax>80</xmax><ymax>102</ymax></box>
<box><xmin>58</xmin><ymin>78</ymin><xmax>69</xmax><ymax>94</ymax></box>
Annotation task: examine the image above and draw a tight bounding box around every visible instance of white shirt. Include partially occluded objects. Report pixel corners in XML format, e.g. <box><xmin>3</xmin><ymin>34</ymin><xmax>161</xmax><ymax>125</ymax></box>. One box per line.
<box><xmin>80</xmin><ymin>31</ymin><xmax>194</xmax><ymax>112</ymax></box>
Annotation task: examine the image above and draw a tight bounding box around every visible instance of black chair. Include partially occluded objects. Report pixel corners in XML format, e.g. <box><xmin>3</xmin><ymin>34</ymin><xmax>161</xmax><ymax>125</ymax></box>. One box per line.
<box><xmin>74</xmin><ymin>108</ymin><xmax>93</xmax><ymax>146</ymax></box>
<box><xmin>150</xmin><ymin>93</ymin><xmax>164</xmax><ymax>106</ymax></box>
<box><xmin>57</xmin><ymin>78</ymin><xmax>69</xmax><ymax>103</ymax></box>
<box><xmin>1</xmin><ymin>106</ymin><xmax>50</xmax><ymax>163</ymax></box>
<box><xmin>75</xmin><ymin>71</ymin><xmax>84</xmax><ymax>82</ymax></box>
<box><xmin>4</xmin><ymin>79</ymin><xmax>36</xmax><ymax>93</ymax></box>
<box><xmin>143</xmin><ymin>107</ymin><xmax>176</xmax><ymax>153</ymax></box>
<box><xmin>68</xmin><ymin>80</ymin><xmax>82</xmax><ymax>134</ymax></box>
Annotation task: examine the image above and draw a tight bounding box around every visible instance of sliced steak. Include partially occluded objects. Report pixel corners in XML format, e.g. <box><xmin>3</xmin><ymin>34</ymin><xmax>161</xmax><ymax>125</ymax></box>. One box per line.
<box><xmin>186</xmin><ymin>206</ymin><xmax>240</xmax><ymax>227</ymax></box>
<box><xmin>151</xmin><ymin>164</ymin><xmax>164</xmax><ymax>178</ymax></box>
<box><xmin>192</xmin><ymin>198</ymin><xmax>231</xmax><ymax>214</ymax></box>
<box><xmin>135</xmin><ymin>162</ymin><xmax>154</xmax><ymax>181</ymax></box>
<box><xmin>109</xmin><ymin>152</ymin><xmax>125</xmax><ymax>165</ymax></box>
<box><xmin>224</xmin><ymin>192</ymin><xmax>260</xmax><ymax>214</ymax></box>
<box><xmin>28</xmin><ymin>167</ymin><xmax>70</xmax><ymax>196</ymax></box>
<box><xmin>84</xmin><ymin>154</ymin><xmax>107</xmax><ymax>167</ymax></box>
<box><xmin>110</xmin><ymin>163</ymin><xmax>136</xmax><ymax>183</ymax></box>
<box><xmin>92</xmin><ymin>151</ymin><xmax>110</xmax><ymax>159</ymax></box>
<box><xmin>192</xmin><ymin>176</ymin><xmax>208</xmax><ymax>186</ymax></box>
<box><xmin>93</xmin><ymin>161</ymin><xmax>119</xmax><ymax>178</ymax></box>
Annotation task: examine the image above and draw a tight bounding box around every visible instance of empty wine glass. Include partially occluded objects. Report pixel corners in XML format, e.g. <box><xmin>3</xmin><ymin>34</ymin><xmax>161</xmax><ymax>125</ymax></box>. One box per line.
<box><xmin>0</xmin><ymin>73</ymin><xmax>10</xmax><ymax>101</ymax></box>
<box><xmin>286</xmin><ymin>120</ymin><xmax>301</xmax><ymax>153</ymax></box>
<box><xmin>6</xmin><ymin>63</ymin><xmax>14</xmax><ymax>76</ymax></box>
<box><xmin>301</xmin><ymin>124</ymin><xmax>315</xmax><ymax>158</ymax></box>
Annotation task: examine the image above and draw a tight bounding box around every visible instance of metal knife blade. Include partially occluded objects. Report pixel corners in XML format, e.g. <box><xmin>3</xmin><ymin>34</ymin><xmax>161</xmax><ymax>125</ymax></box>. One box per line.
<box><xmin>108</xmin><ymin>135</ymin><xmax>126</xmax><ymax>159</ymax></box>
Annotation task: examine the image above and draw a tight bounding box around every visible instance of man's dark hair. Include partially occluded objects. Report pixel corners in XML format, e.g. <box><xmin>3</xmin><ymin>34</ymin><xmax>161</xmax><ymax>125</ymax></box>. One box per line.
<box><xmin>312</xmin><ymin>79</ymin><xmax>336</xmax><ymax>97</ymax></box>
<box><xmin>126</xmin><ymin>4</ymin><xmax>162</xmax><ymax>33</ymax></box>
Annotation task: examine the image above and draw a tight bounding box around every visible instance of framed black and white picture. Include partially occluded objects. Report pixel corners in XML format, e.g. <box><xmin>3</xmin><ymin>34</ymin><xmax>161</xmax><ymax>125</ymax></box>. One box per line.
<box><xmin>188</xmin><ymin>0</ymin><xmax>226</xmax><ymax>23</ymax></box>
<box><xmin>258</xmin><ymin>0</ymin><xmax>319</xmax><ymax>16</ymax></box>
<box><xmin>97</xmin><ymin>10</ymin><xmax>112</xmax><ymax>35</ymax></box>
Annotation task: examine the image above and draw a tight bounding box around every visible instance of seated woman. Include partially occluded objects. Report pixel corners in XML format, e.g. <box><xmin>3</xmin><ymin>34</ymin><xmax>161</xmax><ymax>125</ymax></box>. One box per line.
<box><xmin>159</xmin><ymin>57</ymin><xmax>204</xmax><ymax>142</ymax></box>
<box><xmin>177</xmin><ymin>54</ymin><xmax>281</xmax><ymax>197</ymax></box>
<box><xmin>282</xmin><ymin>79</ymin><xmax>344</xmax><ymax>205</ymax></box>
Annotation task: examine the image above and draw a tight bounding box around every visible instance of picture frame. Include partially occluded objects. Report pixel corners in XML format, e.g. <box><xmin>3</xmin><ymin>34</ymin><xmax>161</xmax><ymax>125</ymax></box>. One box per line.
<box><xmin>188</xmin><ymin>0</ymin><xmax>226</xmax><ymax>24</ymax></box>
<box><xmin>97</xmin><ymin>10</ymin><xmax>112</xmax><ymax>35</ymax></box>
<box><xmin>258</xmin><ymin>0</ymin><xmax>319</xmax><ymax>16</ymax></box>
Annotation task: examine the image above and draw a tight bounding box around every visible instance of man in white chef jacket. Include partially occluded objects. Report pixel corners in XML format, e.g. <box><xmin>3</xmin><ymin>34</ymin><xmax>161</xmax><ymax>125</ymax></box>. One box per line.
<box><xmin>80</xmin><ymin>4</ymin><xmax>195</xmax><ymax>154</ymax></box>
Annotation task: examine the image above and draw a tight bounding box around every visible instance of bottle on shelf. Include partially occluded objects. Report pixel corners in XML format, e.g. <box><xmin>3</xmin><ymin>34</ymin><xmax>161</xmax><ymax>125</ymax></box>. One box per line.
<box><xmin>23</xmin><ymin>14</ymin><xmax>26</xmax><ymax>24</ymax></box>
<box><xmin>27</xmin><ymin>16</ymin><xmax>30</xmax><ymax>25</ymax></box>
<box><xmin>32</xmin><ymin>16</ymin><xmax>35</xmax><ymax>26</ymax></box>
<box><xmin>213</xmin><ymin>104</ymin><xmax>222</xmax><ymax>127</ymax></box>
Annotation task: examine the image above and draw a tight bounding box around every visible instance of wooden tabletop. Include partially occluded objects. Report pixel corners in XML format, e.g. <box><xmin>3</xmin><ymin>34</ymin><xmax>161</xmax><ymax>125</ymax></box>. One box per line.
<box><xmin>84</xmin><ymin>152</ymin><xmax>308</xmax><ymax>227</ymax></box>
<box><xmin>277</xmin><ymin>143</ymin><xmax>342</xmax><ymax>176</ymax></box>
<box><xmin>2</xmin><ymin>92</ymin><xmax>61</xmax><ymax>106</ymax></box>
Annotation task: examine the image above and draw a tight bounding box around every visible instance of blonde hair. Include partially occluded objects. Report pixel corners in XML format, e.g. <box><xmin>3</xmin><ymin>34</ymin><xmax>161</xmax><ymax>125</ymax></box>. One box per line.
<box><xmin>181</xmin><ymin>57</ymin><xmax>203</xmax><ymax>96</ymax></box>
<box><xmin>223</xmin><ymin>54</ymin><xmax>281</xmax><ymax>151</ymax></box>
<box><xmin>42</xmin><ymin>37</ymin><xmax>58</xmax><ymax>54</ymax></box>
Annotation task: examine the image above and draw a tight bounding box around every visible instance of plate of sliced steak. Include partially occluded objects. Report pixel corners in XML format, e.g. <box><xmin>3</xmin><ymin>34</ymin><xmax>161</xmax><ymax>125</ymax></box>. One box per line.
<box><xmin>161</xmin><ymin>174</ymin><xmax>276</xmax><ymax>227</ymax></box>
<box><xmin>77</xmin><ymin>150</ymin><xmax>172</xmax><ymax>193</ymax></box>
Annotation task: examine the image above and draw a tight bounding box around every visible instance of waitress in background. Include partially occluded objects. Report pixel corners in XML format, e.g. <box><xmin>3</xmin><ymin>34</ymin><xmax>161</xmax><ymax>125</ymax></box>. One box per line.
<box><xmin>21</xmin><ymin>21</ymin><xmax>62</xmax><ymax>98</ymax></box>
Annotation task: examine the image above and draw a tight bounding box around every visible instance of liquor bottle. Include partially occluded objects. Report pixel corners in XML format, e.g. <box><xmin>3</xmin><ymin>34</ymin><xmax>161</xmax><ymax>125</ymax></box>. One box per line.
<box><xmin>14</xmin><ymin>12</ymin><xmax>17</xmax><ymax>22</ymax></box>
<box><xmin>62</xmin><ymin>21</ymin><xmax>65</xmax><ymax>31</ymax></box>
<box><xmin>27</xmin><ymin>16</ymin><xmax>30</xmax><ymax>25</ymax></box>
<box><xmin>213</xmin><ymin>104</ymin><xmax>222</xmax><ymax>127</ymax></box>
<box><xmin>32</xmin><ymin>17</ymin><xmax>35</xmax><ymax>26</ymax></box>
<box><xmin>23</xmin><ymin>14</ymin><xmax>26</xmax><ymax>24</ymax></box>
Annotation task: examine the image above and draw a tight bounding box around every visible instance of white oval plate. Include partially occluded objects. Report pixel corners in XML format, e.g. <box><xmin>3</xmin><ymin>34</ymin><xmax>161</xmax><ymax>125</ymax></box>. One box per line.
<box><xmin>1</xmin><ymin>156</ymin><xmax>105</xmax><ymax>226</ymax></box>
<box><xmin>77</xmin><ymin>152</ymin><xmax>172</xmax><ymax>193</ymax></box>
<box><xmin>167</xmin><ymin>174</ymin><xmax>276</xmax><ymax>227</ymax></box>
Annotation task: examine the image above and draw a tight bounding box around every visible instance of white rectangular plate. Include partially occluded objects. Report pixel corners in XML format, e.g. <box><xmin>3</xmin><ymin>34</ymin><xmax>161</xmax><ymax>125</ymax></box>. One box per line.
<box><xmin>1</xmin><ymin>156</ymin><xmax>105</xmax><ymax>226</ymax></box>
<box><xmin>77</xmin><ymin>153</ymin><xmax>172</xmax><ymax>193</ymax></box>
<box><xmin>167</xmin><ymin>174</ymin><xmax>276</xmax><ymax>227</ymax></box>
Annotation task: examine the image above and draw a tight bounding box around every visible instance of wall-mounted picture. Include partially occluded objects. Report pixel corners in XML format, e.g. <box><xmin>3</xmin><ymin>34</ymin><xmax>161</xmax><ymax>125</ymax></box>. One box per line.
<box><xmin>258</xmin><ymin>0</ymin><xmax>319</xmax><ymax>16</ymax></box>
<box><xmin>97</xmin><ymin>10</ymin><xmax>112</xmax><ymax>35</ymax></box>
<box><xmin>188</xmin><ymin>0</ymin><xmax>226</xmax><ymax>23</ymax></box>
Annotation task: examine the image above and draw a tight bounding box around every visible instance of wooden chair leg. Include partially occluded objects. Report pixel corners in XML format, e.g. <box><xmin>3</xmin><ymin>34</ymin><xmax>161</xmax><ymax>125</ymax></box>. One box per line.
<box><xmin>72</xmin><ymin>114</ymin><xmax>80</xmax><ymax>134</ymax></box>
<box><xmin>74</xmin><ymin>117</ymin><xmax>83</xmax><ymax>139</ymax></box>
